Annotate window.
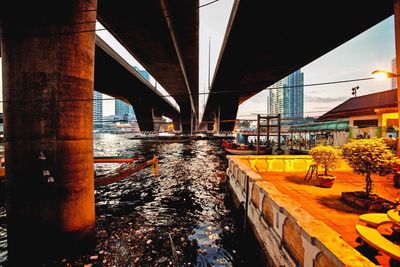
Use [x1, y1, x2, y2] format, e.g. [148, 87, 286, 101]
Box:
[353, 119, 378, 128]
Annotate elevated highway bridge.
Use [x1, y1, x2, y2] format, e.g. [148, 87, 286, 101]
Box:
[202, 0, 393, 131]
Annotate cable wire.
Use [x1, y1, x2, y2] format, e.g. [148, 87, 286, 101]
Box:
[200, 0, 222, 8]
[0, 76, 381, 104]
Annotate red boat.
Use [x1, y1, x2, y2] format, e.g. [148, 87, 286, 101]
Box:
[222, 139, 270, 155]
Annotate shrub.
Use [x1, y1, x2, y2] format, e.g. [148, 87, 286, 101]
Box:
[342, 138, 397, 197]
[309, 145, 341, 176]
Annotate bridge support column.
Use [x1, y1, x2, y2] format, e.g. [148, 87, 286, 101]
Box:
[180, 105, 193, 134]
[218, 94, 239, 132]
[1, 0, 97, 264]
[207, 122, 214, 132]
[129, 98, 154, 132]
[152, 109, 163, 133]
[173, 116, 182, 132]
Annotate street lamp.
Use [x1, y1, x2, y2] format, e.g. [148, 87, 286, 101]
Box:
[371, 69, 399, 79]
[372, 69, 400, 157]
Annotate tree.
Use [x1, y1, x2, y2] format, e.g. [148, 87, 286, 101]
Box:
[309, 145, 341, 176]
[342, 138, 397, 197]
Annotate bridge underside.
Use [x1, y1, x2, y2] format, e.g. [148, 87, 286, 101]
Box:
[94, 38, 180, 132]
[97, 0, 199, 131]
[202, 0, 393, 131]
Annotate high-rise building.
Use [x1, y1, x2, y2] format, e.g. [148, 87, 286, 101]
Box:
[284, 70, 304, 118]
[268, 78, 287, 115]
[267, 69, 304, 119]
[93, 91, 103, 122]
[115, 99, 134, 117]
[392, 58, 397, 90]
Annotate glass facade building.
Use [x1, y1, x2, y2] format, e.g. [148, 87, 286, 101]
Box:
[93, 91, 103, 122]
[268, 70, 304, 119]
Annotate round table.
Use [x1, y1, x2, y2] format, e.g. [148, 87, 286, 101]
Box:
[387, 209, 400, 226]
[387, 209, 400, 237]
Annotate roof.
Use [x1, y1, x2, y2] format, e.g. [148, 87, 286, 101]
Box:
[318, 89, 397, 122]
[290, 120, 349, 132]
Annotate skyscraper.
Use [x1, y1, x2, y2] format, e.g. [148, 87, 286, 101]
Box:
[283, 70, 304, 118]
[267, 69, 304, 118]
[268, 78, 287, 115]
[93, 91, 103, 122]
[115, 99, 134, 117]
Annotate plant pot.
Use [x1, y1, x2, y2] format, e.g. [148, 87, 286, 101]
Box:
[316, 175, 335, 188]
[341, 191, 395, 212]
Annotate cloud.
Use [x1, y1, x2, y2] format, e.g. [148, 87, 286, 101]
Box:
[305, 95, 348, 103]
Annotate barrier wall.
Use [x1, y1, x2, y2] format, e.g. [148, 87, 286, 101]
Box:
[227, 155, 376, 267]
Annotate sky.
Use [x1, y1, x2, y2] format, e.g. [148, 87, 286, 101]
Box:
[0, 0, 396, 121]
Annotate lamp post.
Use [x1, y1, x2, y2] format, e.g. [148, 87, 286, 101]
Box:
[372, 69, 400, 157]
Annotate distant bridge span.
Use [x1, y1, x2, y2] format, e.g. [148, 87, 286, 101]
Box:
[95, 37, 180, 131]
[97, 0, 199, 132]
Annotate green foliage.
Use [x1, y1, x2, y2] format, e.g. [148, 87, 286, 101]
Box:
[309, 145, 341, 176]
[342, 138, 397, 196]
[342, 138, 396, 176]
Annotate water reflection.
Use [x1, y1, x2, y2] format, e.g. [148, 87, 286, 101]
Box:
[0, 133, 262, 266]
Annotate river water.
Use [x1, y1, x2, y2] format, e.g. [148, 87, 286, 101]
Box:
[0, 133, 262, 266]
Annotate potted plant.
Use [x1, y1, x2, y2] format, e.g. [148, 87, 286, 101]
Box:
[341, 138, 397, 211]
[309, 145, 341, 188]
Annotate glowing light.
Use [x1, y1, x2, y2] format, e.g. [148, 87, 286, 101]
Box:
[371, 70, 399, 79]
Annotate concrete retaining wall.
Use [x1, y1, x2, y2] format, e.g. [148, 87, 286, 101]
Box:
[227, 155, 376, 267]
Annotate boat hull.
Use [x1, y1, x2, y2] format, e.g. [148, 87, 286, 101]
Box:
[225, 147, 267, 155]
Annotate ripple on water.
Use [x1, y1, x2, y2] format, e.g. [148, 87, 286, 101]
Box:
[0, 133, 262, 266]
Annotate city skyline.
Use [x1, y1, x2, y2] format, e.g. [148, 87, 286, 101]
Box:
[0, 0, 396, 121]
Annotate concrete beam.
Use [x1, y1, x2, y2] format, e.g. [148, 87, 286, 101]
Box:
[1, 0, 96, 263]
[127, 97, 154, 132]
[97, 0, 199, 122]
[94, 37, 180, 131]
[202, 0, 393, 124]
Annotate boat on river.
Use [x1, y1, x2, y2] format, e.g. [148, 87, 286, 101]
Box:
[94, 156, 158, 187]
[225, 147, 259, 155]
[129, 133, 197, 143]
[222, 139, 271, 155]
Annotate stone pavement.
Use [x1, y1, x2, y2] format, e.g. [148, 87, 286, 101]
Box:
[260, 171, 399, 267]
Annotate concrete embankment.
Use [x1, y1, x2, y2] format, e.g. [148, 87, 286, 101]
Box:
[226, 155, 377, 267]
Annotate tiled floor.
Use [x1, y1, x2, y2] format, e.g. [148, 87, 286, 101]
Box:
[260, 171, 399, 267]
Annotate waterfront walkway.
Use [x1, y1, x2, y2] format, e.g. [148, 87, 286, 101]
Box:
[260, 171, 399, 267]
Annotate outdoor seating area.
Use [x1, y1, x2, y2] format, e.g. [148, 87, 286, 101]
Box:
[257, 170, 399, 266]
[229, 152, 400, 266]
[356, 223, 400, 262]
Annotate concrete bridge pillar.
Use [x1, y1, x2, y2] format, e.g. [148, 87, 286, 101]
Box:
[152, 109, 163, 133]
[207, 122, 214, 132]
[217, 94, 239, 132]
[180, 105, 192, 134]
[129, 97, 154, 132]
[173, 116, 182, 132]
[1, 0, 97, 263]
[180, 104, 198, 134]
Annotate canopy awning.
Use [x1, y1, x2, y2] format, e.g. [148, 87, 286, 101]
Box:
[289, 120, 349, 132]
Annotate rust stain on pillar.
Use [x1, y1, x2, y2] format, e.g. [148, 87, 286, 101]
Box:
[1, 0, 97, 263]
